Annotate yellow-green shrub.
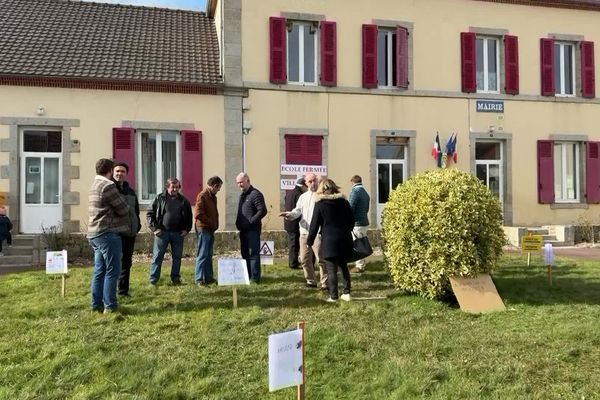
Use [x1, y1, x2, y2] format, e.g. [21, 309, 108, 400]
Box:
[382, 169, 506, 299]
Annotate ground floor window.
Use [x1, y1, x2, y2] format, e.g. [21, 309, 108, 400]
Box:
[475, 141, 503, 205]
[376, 136, 407, 204]
[554, 141, 580, 202]
[138, 130, 181, 202]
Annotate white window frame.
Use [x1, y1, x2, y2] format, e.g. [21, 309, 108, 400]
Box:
[476, 36, 500, 93]
[136, 130, 182, 204]
[287, 21, 318, 86]
[475, 141, 504, 208]
[378, 28, 396, 88]
[555, 41, 576, 97]
[554, 141, 580, 202]
[375, 142, 408, 226]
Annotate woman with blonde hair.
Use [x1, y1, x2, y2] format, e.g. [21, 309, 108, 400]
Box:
[307, 178, 355, 302]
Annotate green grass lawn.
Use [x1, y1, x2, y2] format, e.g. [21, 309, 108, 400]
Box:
[1, 254, 600, 399]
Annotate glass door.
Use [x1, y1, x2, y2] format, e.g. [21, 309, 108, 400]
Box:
[376, 137, 407, 226]
[475, 141, 503, 209]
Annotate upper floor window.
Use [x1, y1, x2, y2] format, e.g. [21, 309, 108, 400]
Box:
[476, 36, 499, 92]
[461, 32, 519, 94]
[541, 38, 595, 98]
[363, 24, 409, 89]
[377, 29, 397, 88]
[269, 17, 337, 87]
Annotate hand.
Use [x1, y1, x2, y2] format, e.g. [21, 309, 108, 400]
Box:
[181, 231, 188, 237]
[279, 212, 289, 217]
[153, 229, 162, 237]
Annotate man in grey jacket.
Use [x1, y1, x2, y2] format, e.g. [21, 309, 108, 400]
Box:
[349, 175, 370, 273]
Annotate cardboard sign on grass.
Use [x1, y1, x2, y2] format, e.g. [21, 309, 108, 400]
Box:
[217, 258, 250, 286]
[450, 274, 505, 313]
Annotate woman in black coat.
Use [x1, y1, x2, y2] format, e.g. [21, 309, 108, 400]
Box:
[307, 179, 355, 302]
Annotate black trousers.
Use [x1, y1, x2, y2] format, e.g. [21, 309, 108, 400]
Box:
[118, 235, 137, 295]
[287, 229, 300, 268]
[325, 257, 351, 300]
[0, 233, 10, 252]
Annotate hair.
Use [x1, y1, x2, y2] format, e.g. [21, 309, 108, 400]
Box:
[207, 176, 223, 186]
[351, 175, 362, 184]
[236, 172, 249, 182]
[166, 177, 181, 188]
[96, 158, 115, 175]
[317, 178, 340, 195]
[113, 161, 129, 173]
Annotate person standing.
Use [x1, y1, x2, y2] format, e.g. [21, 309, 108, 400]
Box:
[113, 162, 141, 296]
[0, 207, 13, 257]
[279, 173, 327, 290]
[307, 178, 355, 302]
[147, 178, 193, 285]
[235, 172, 267, 283]
[284, 177, 306, 269]
[87, 158, 129, 313]
[194, 176, 223, 286]
[348, 175, 371, 273]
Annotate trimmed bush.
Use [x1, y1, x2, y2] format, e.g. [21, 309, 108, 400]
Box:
[382, 168, 506, 299]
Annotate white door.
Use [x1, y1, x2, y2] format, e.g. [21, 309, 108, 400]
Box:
[20, 130, 63, 233]
[376, 137, 407, 227]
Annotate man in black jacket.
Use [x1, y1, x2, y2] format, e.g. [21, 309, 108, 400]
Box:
[147, 178, 193, 285]
[113, 162, 141, 296]
[235, 172, 267, 283]
[284, 178, 306, 269]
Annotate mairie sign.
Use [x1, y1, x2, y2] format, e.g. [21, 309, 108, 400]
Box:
[476, 100, 504, 113]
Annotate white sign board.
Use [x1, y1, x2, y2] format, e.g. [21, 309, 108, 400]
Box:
[46, 250, 68, 274]
[218, 258, 250, 286]
[268, 328, 304, 392]
[260, 240, 275, 265]
[544, 243, 554, 265]
[280, 179, 297, 190]
[280, 164, 327, 176]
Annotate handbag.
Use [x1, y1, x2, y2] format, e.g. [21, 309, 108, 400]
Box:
[348, 232, 373, 262]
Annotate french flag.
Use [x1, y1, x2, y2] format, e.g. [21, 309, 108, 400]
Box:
[432, 132, 442, 167]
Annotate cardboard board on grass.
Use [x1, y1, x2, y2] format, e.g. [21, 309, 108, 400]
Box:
[450, 274, 505, 313]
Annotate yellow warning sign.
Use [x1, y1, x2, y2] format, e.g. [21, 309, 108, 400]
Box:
[521, 235, 543, 251]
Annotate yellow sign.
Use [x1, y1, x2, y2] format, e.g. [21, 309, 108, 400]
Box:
[521, 235, 543, 251]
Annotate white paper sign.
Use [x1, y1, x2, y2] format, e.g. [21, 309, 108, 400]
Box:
[46, 250, 68, 274]
[268, 328, 304, 392]
[260, 240, 274, 265]
[280, 164, 327, 175]
[280, 179, 296, 190]
[544, 243, 554, 266]
[217, 258, 250, 286]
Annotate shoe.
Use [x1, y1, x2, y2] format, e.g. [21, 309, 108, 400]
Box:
[149, 280, 158, 286]
[196, 281, 207, 287]
[326, 297, 338, 303]
[341, 293, 352, 302]
[171, 280, 182, 286]
[353, 267, 365, 274]
[118, 292, 130, 297]
[205, 278, 217, 285]
[91, 307, 103, 314]
[305, 282, 317, 288]
[103, 308, 116, 314]
[7, 245, 12, 248]
[320, 286, 328, 291]
[0, 253, 3, 257]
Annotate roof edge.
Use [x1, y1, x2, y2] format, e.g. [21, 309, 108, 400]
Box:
[0, 75, 223, 95]
[472, 0, 600, 11]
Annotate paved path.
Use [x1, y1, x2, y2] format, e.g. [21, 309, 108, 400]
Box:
[506, 245, 600, 261]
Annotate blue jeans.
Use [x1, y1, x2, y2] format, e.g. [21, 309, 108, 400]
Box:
[89, 232, 122, 311]
[150, 231, 184, 283]
[195, 230, 214, 282]
[240, 229, 261, 282]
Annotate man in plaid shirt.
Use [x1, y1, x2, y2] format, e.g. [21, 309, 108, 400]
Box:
[87, 158, 129, 313]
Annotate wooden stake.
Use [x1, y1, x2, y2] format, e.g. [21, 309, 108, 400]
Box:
[547, 265, 552, 286]
[61, 274, 66, 298]
[527, 252, 531, 266]
[232, 286, 238, 308]
[297, 321, 305, 400]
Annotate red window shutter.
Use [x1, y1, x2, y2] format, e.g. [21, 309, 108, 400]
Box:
[540, 38, 555, 96]
[181, 130, 203, 198]
[269, 16, 287, 84]
[581, 41, 595, 98]
[285, 135, 323, 165]
[586, 142, 600, 203]
[504, 35, 519, 95]
[537, 140, 554, 204]
[460, 32, 476, 93]
[320, 21, 337, 87]
[396, 26, 409, 88]
[112, 127, 136, 189]
[362, 24, 378, 88]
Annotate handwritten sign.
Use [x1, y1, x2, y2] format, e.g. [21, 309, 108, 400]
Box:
[260, 240, 274, 265]
[450, 274, 505, 313]
[46, 250, 68, 274]
[544, 243, 554, 265]
[217, 258, 250, 286]
[521, 235, 543, 251]
[280, 164, 327, 176]
[268, 328, 304, 392]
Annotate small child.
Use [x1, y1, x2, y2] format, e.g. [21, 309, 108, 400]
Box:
[0, 207, 13, 256]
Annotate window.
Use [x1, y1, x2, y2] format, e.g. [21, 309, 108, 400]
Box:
[269, 17, 337, 86]
[363, 24, 409, 89]
[137, 130, 181, 202]
[476, 37, 499, 92]
[475, 141, 503, 203]
[377, 29, 397, 87]
[554, 42, 575, 96]
[376, 137, 407, 204]
[287, 21, 317, 85]
[553, 142, 579, 202]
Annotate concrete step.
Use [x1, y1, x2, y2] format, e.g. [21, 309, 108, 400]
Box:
[0, 255, 33, 265]
[1, 246, 34, 256]
[10, 236, 35, 246]
[527, 228, 550, 236]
